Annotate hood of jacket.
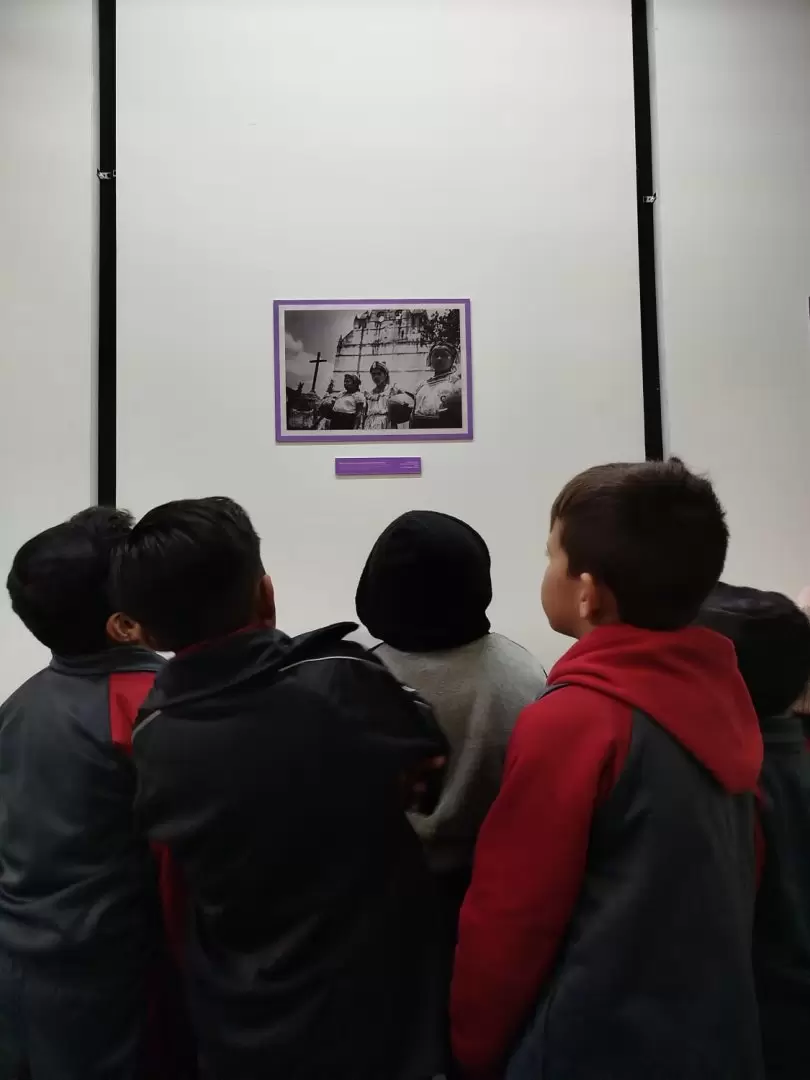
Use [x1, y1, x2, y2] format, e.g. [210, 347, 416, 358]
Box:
[548, 623, 763, 792]
[141, 622, 359, 715]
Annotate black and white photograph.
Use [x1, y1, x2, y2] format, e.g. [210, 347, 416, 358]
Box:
[274, 300, 473, 443]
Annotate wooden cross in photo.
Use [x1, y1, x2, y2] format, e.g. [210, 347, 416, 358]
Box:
[309, 351, 323, 393]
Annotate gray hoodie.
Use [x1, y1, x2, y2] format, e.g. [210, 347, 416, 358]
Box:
[375, 633, 546, 871]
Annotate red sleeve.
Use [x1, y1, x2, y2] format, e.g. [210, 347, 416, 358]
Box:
[153, 843, 189, 963]
[450, 687, 631, 1080]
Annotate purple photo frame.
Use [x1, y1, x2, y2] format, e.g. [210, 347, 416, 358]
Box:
[273, 299, 473, 444]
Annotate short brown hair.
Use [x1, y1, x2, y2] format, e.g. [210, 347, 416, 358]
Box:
[551, 458, 728, 630]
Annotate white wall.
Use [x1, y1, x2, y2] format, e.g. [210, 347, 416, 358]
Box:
[2, 0, 806, 689]
[116, 0, 644, 666]
[0, 0, 96, 699]
[653, 0, 810, 598]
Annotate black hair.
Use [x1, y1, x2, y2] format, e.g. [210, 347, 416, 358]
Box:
[7, 507, 134, 656]
[110, 497, 263, 652]
[550, 457, 728, 630]
[428, 343, 457, 367]
[698, 583, 810, 717]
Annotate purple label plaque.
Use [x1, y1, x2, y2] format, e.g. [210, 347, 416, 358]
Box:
[335, 456, 422, 478]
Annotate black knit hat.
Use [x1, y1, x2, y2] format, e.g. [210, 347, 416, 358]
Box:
[356, 510, 492, 653]
[698, 582, 810, 717]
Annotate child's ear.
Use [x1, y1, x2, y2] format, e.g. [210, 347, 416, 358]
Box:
[258, 575, 276, 628]
[579, 574, 619, 627]
[578, 573, 600, 624]
[106, 612, 149, 647]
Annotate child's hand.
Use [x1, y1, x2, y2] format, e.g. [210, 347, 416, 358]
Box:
[400, 755, 447, 814]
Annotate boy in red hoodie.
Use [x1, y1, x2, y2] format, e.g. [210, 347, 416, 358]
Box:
[451, 459, 765, 1080]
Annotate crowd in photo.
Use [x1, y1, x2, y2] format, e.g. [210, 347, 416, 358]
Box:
[287, 343, 464, 432]
[1, 458, 809, 1080]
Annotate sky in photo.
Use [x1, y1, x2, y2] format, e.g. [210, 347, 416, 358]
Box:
[283, 309, 357, 394]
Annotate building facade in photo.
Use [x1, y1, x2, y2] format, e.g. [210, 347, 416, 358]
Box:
[333, 309, 433, 395]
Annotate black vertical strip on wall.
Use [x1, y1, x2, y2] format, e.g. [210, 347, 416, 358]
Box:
[97, 0, 117, 505]
[631, 0, 665, 461]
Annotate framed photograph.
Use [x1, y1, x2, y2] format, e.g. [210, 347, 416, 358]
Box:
[274, 299, 473, 443]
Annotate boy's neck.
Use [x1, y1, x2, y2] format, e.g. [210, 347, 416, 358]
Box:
[176, 619, 272, 658]
[571, 615, 620, 641]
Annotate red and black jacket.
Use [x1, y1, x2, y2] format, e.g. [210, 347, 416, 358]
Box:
[0, 646, 163, 960]
[452, 624, 765, 1080]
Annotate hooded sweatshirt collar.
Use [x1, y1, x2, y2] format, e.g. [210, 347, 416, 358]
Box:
[146, 622, 358, 712]
[548, 623, 763, 792]
[50, 645, 162, 678]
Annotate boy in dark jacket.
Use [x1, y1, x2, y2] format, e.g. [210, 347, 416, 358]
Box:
[111, 496, 449, 1080]
[451, 460, 764, 1080]
[699, 583, 810, 1080]
[0, 508, 165, 1079]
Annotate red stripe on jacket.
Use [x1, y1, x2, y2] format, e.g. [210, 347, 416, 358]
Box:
[109, 671, 156, 751]
[109, 671, 195, 1079]
[109, 671, 188, 957]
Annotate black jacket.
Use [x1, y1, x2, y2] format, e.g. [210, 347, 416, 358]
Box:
[0, 647, 163, 962]
[132, 623, 450, 1080]
[755, 714, 810, 1080]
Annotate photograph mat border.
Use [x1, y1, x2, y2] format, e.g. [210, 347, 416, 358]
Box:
[273, 299, 473, 444]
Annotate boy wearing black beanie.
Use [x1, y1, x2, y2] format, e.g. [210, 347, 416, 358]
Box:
[356, 511, 546, 929]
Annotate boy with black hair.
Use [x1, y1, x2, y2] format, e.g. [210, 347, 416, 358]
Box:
[0, 508, 165, 1079]
[451, 459, 765, 1080]
[699, 583, 810, 1080]
[111, 496, 449, 1080]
